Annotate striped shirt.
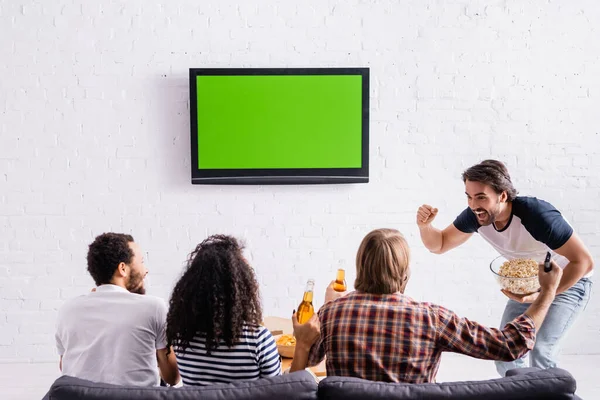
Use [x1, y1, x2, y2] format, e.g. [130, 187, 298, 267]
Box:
[307, 291, 536, 383]
[175, 325, 282, 386]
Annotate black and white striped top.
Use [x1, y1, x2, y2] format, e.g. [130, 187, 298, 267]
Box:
[175, 325, 282, 386]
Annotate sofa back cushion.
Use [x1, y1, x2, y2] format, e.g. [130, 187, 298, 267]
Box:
[317, 368, 577, 400]
[47, 371, 318, 400]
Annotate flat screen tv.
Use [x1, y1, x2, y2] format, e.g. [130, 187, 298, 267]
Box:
[189, 67, 369, 184]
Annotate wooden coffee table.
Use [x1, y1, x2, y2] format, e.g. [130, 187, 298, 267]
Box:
[281, 358, 327, 377]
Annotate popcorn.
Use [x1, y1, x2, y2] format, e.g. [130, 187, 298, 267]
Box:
[494, 258, 540, 295]
[499, 258, 538, 278]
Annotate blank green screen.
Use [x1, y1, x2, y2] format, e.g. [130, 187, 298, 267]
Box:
[196, 75, 362, 169]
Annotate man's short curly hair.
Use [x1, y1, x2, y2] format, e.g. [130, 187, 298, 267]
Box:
[87, 233, 135, 286]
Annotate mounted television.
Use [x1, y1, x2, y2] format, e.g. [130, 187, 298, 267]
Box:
[189, 68, 369, 184]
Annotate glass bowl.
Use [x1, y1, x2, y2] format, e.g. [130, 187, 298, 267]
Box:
[490, 256, 540, 295]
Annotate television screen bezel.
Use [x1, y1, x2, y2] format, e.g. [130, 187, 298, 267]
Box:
[189, 67, 369, 185]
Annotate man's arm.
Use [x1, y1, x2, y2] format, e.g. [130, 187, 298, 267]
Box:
[154, 299, 179, 386]
[436, 308, 536, 361]
[437, 265, 562, 360]
[417, 205, 473, 254]
[514, 198, 593, 296]
[553, 233, 594, 294]
[256, 328, 282, 377]
[55, 321, 65, 372]
[156, 348, 180, 386]
[289, 313, 321, 373]
[419, 223, 473, 254]
[503, 230, 594, 303]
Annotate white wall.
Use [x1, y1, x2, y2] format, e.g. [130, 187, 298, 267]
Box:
[1, 0, 598, 363]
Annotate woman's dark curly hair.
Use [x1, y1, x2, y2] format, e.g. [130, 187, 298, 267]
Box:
[166, 234, 263, 355]
[87, 233, 135, 286]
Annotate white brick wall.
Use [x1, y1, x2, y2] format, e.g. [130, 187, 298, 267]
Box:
[1, 0, 598, 362]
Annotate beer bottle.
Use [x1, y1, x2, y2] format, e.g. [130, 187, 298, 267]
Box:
[297, 279, 315, 324]
[333, 269, 347, 292]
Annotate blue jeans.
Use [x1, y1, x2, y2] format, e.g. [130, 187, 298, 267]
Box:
[495, 277, 593, 377]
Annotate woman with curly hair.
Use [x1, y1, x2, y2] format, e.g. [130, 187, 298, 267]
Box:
[166, 234, 282, 385]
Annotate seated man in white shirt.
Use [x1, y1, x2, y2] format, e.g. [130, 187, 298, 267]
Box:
[55, 232, 180, 386]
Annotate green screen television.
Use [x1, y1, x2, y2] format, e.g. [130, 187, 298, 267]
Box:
[189, 68, 369, 184]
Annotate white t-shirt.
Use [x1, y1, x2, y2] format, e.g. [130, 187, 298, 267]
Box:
[55, 284, 168, 387]
[453, 196, 593, 278]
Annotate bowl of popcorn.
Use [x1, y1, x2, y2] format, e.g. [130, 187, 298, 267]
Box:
[490, 256, 541, 295]
[274, 334, 296, 358]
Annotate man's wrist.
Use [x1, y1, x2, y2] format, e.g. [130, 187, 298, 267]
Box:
[295, 341, 313, 352]
[536, 288, 556, 304]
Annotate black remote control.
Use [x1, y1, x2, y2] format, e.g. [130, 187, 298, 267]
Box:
[544, 252, 552, 272]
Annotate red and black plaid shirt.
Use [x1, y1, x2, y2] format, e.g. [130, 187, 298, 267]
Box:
[307, 291, 536, 383]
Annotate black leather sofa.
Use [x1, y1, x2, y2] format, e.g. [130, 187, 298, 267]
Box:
[43, 367, 581, 400]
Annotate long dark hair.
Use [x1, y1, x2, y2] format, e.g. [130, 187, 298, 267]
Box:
[166, 235, 262, 355]
[462, 159, 518, 201]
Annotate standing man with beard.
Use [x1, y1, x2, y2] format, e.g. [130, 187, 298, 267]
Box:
[416, 159, 594, 376]
[55, 233, 180, 386]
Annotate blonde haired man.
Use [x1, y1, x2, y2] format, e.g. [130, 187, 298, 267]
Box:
[305, 228, 562, 383]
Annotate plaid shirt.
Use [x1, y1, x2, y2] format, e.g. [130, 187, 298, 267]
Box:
[307, 291, 536, 383]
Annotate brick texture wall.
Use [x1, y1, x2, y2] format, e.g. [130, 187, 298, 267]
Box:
[1, 0, 598, 362]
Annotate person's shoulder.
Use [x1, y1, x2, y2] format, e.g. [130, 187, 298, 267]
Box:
[244, 324, 275, 344]
[453, 207, 479, 233]
[120, 292, 163, 304]
[412, 299, 452, 319]
[400, 294, 433, 309]
[373, 295, 448, 324]
[126, 294, 168, 315]
[419, 300, 445, 310]
[512, 196, 559, 216]
[60, 293, 87, 306]
[512, 196, 572, 248]
[57, 294, 88, 316]
[317, 293, 349, 318]
[247, 324, 270, 336]
[137, 293, 166, 304]
[325, 290, 360, 307]
[325, 291, 399, 311]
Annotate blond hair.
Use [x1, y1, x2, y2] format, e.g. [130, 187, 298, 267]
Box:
[355, 229, 411, 294]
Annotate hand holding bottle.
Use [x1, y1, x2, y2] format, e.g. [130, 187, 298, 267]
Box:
[325, 269, 348, 303]
[297, 279, 315, 324]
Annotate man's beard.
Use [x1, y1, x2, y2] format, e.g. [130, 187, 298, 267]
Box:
[473, 207, 499, 226]
[126, 271, 146, 295]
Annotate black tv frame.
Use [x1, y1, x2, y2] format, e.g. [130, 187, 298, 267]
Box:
[189, 67, 369, 185]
